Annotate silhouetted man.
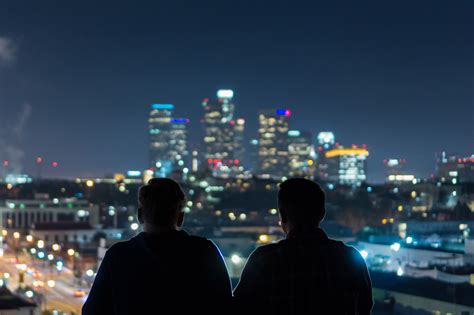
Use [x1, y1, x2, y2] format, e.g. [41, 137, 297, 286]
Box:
[234, 178, 373, 315]
[83, 178, 232, 315]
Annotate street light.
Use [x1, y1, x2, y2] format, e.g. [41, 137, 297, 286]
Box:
[67, 248, 75, 256]
[37, 240, 44, 249]
[52, 244, 60, 251]
[13, 232, 20, 239]
[26, 235, 33, 243]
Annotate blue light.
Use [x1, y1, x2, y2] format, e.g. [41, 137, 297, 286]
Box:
[276, 109, 286, 115]
[367, 186, 372, 193]
[170, 118, 190, 123]
[151, 104, 174, 110]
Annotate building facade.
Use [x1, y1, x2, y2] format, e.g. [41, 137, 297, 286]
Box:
[257, 109, 291, 179]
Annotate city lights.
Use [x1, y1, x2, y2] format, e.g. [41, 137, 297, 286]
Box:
[231, 254, 242, 265]
[67, 248, 75, 256]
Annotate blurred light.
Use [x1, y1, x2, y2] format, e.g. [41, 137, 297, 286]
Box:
[325, 148, 369, 158]
[126, 170, 141, 177]
[360, 250, 368, 260]
[411, 191, 417, 198]
[397, 267, 404, 276]
[67, 249, 75, 256]
[6, 183, 13, 190]
[390, 243, 401, 252]
[37, 240, 44, 249]
[47, 280, 56, 288]
[217, 89, 234, 99]
[152, 104, 174, 110]
[30, 248, 37, 254]
[258, 234, 270, 243]
[231, 254, 242, 264]
[52, 244, 60, 251]
[269, 208, 278, 215]
[13, 232, 20, 239]
[47, 254, 54, 261]
[239, 213, 247, 220]
[86, 269, 94, 277]
[85, 180, 94, 188]
[406, 236, 413, 244]
[3, 273, 10, 279]
[26, 235, 33, 242]
[51, 161, 59, 168]
[25, 290, 34, 298]
[37, 251, 45, 259]
[0, 279, 3, 286]
[36, 157, 43, 164]
[1, 230, 7, 237]
[131, 223, 139, 231]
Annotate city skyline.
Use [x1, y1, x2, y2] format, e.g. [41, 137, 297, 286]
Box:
[0, 1, 473, 181]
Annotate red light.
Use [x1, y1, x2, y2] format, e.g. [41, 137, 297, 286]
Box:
[36, 157, 44, 164]
[203, 98, 209, 103]
[52, 161, 59, 168]
[207, 159, 213, 164]
[213, 159, 219, 164]
[234, 159, 239, 164]
[2, 160, 8, 167]
[230, 120, 235, 126]
[284, 109, 292, 117]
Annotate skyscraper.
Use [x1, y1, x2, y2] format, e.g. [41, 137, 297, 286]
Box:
[257, 109, 291, 179]
[148, 104, 188, 176]
[202, 90, 243, 172]
[324, 145, 369, 186]
[288, 130, 313, 177]
[315, 131, 336, 180]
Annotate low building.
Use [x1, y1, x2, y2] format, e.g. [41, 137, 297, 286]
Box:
[0, 286, 39, 315]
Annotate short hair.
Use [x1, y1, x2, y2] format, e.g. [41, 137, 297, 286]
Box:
[138, 178, 186, 226]
[278, 178, 326, 227]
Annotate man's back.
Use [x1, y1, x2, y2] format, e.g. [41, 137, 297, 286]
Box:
[234, 228, 372, 315]
[83, 230, 232, 315]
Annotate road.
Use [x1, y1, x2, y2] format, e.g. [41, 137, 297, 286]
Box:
[0, 249, 87, 314]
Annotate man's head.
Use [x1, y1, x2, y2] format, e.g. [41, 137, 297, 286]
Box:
[278, 178, 326, 234]
[137, 178, 186, 230]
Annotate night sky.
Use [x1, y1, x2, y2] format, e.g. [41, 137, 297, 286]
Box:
[0, 0, 472, 182]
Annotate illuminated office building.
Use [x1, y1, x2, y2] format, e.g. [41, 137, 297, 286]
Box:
[202, 90, 243, 172]
[323, 145, 369, 186]
[288, 130, 313, 177]
[384, 158, 415, 183]
[257, 109, 291, 178]
[148, 104, 188, 176]
[315, 131, 336, 180]
[436, 152, 474, 183]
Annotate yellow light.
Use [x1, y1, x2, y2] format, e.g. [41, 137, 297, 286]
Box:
[85, 180, 94, 188]
[52, 244, 60, 251]
[258, 234, 270, 243]
[47, 280, 56, 288]
[307, 160, 314, 166]
[381, 218, 388, 225]
[2, 230, 7, 237]
[389, 218, 394, 223]
[13, 232, 20, 239]
[26, 235, 33, 242]
[67, 249, 75, 256]
[37, 240, 44, 249]
[6, 183, 13, 190]
[411, 191, 417, 198]
[397, 205, 403, 212]
[325, 148, 369, 158]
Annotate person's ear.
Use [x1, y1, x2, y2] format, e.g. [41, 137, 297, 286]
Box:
[177, 211, 184, 227]
[137, 207, 145, 224]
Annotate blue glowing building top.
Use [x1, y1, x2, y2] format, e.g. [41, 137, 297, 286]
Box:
[152, 104, 174, 110]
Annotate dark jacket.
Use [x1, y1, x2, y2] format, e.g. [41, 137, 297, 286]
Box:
[233, 228, 373, 315]
[82, 230, 232, 315]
